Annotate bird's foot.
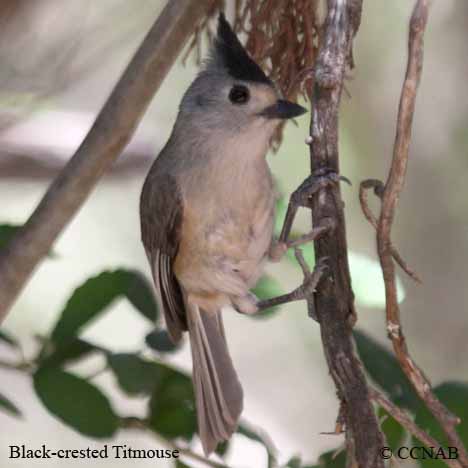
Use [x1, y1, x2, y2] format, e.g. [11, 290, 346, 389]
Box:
[290, 168, 351, 209]
[271, 218, 335, 263]
[248, 257, 329, 315]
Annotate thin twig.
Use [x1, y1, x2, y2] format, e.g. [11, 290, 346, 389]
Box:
[0, 0, 218, 323]
[0, 359, 32, 372]
[370, 1, 468, 465]
[120, 416, 230, 468]
[369, 388, 462, 468]
[359, 180, 421, 283]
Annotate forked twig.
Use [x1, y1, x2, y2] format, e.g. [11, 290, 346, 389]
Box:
[120, 416, 229, 468]
[362, 1, 468, 465]
[359, 179, 421, 283]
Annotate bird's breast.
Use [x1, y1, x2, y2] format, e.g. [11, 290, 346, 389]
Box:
[176, 153, 276, 291]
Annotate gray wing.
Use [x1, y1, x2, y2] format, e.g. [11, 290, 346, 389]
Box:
[140, 172, 187, 342]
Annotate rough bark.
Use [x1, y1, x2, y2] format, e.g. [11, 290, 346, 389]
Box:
[308, 1, 385, 466]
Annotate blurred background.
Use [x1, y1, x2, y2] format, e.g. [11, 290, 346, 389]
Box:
[0, 0, 467, 467]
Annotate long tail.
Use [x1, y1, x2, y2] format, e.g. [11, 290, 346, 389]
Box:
[187, 303, 243, 455]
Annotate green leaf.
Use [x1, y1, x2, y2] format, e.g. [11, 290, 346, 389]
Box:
[354, 330, 422, 412]
[124, 272, 159, 322]
[0, 329, 19, 349]
[51, 269, 158, 344]
[378, 407, 406, 451]
[148, 364, 196, 441]
[33, 368, 118, 438]
[251, 275, 284, 319]
[146, 329, 179, 353]
[39, 338, 101, 368]
[108, 353, 161, 395]
[413, 381, 468, 465]
[0, 392, 22, 417]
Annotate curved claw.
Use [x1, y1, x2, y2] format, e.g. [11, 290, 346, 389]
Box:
[315, 168, 352, 186]
[290, 170, 352, 208]
[338, 175, 352, 186]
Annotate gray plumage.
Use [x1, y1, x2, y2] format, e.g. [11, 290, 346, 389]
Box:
[140, 13, 306, 455]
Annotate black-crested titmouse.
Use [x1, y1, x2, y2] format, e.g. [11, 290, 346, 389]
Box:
[140, 13, 307, 454]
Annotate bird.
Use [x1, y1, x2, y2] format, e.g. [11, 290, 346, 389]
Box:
[140, 13, 307, 455]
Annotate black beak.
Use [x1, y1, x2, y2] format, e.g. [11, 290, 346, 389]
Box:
[259, 99, 307, 120]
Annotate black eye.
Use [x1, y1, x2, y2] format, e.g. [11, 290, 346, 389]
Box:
[229, 85, 249, 104]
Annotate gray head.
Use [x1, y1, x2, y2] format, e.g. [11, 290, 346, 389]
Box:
[177, 13, 307, 136]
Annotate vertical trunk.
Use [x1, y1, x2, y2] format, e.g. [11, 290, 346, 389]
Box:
[308, 1, 385, 466]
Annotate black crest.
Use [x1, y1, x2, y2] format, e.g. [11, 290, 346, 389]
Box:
[212, 13, 272, 85]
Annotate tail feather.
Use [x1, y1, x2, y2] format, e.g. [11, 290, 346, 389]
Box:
[187, 303, 243, 455]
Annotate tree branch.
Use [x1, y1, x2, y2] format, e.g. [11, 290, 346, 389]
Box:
[0, 0, 218, 323]
[362, 1, 468, 465]
[304, 1, 385, 466]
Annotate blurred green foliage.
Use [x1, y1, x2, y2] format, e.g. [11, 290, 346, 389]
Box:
[146, 328, 180, 353]
[0, 231, 466, 467]
[355, 330, 468, 467]
[413, 382, 468, 468]
[0, 263, 293, 467]
[34, 367, 119, 438]
[51, 269, 158, 345]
